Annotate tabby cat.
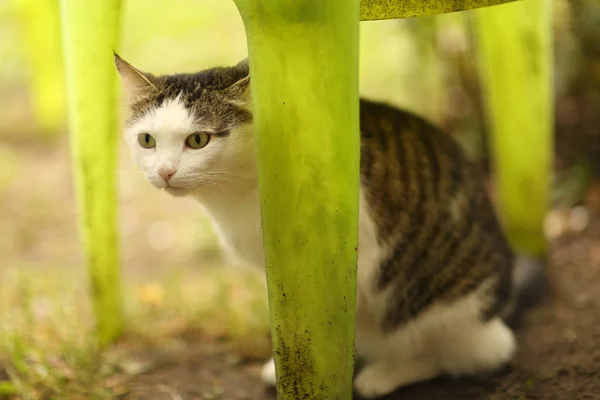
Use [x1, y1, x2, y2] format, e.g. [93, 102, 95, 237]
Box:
[115, 54, 542, 398]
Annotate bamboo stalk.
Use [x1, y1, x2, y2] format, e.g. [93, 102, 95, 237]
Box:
[59, 0, 123, 345]
[474, 0, 553, 256]
[232, 1, 360, 398]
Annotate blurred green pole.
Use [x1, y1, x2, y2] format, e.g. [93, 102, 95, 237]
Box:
[474, 0, 553, 256]
[407, 16, 444, 123]
[59, 0, 123, 345]
[233, 1, 360, 398]
[14, 0, 65, 136]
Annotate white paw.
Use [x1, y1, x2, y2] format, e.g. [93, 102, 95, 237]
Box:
[353, 363, 397, 399]
[260, 358, 276, 386]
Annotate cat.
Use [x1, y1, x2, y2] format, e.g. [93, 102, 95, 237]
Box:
[114, 54, 545, 398]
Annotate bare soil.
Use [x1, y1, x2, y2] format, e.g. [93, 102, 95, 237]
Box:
[118, 213, 600, 400]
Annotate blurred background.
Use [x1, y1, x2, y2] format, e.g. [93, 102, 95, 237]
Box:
[0, 0, 600, 398]
[0, 0, 598, 284]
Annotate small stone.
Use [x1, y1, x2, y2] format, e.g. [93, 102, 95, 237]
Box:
[568, 206, 590, 233]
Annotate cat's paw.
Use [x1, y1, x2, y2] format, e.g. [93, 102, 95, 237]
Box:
[354, 357, 440, 398]
[353, 363, 398, 399]
[260, 358, 276, 386]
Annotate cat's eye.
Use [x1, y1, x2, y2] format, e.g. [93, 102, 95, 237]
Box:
[186, 133, 210, 149]
[138, 133, 156, 149]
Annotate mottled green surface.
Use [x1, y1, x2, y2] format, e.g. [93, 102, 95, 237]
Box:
[474, 0, 553, 255]
[59, 0, 123, 345]
[233, 1, 360, 398]
[360, 0, 519, 20]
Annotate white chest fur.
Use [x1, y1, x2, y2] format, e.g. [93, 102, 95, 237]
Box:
[195, 187, 384, 309]
[195, 187, 265, 268]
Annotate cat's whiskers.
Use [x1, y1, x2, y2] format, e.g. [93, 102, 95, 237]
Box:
[187, 169, 255, 185]
[174, 173, 232, 189]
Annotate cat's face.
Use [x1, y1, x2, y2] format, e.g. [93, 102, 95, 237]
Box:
[115, 54, 255, 197]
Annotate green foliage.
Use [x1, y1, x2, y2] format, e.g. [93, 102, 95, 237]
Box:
[59, 0, 123, 345]
[360, 0, 519, 20]
[474, 0, 553, 255]
[0, 271, 107, 399]
[233, 0, 360, 398]
[0, 381, 18, 396]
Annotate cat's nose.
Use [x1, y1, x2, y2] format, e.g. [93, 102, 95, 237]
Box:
[158, 167, 177, 182]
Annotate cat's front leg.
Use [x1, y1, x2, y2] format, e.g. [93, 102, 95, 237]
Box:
[260, 357, 276, 386]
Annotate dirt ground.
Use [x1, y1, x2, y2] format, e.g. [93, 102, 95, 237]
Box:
[114, 212, 600, 400]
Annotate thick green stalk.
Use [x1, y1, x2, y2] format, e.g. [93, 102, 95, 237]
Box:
[360, 0, 519, 20]
[474, 0, 553, 255]
[233, 1, 360, 398]
[59, 0, 123, 345]
[15, 0, 65, 136]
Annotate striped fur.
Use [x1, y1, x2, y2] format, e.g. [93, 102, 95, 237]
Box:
[359, 100, 513, 331]
[116, 56, 522, 398]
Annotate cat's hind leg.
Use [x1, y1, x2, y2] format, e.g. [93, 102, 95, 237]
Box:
[437, 316, 515, 377]
[260, 357, 276, 386]
[354, 291, 516, 398]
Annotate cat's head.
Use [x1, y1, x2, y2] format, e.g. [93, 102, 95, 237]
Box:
[115, 53, 255, 198]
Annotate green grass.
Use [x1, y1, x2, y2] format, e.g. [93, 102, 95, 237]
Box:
[0, 266, 270, 400]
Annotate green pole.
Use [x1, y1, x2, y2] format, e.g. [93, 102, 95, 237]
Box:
[474, 0, 553, 256]
[360, 0, 519, 20]
[15, 0, 65, 136]
[59, 0, 123, 345]
[233, 1, 360, 398]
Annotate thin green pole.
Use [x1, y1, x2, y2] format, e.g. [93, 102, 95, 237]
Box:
[15, 0, 65, 136]
[59, 0, 123, 345]
[474, 0, 553, 256]
[233, 1, 360, 399]
[360, 0, 519, 21]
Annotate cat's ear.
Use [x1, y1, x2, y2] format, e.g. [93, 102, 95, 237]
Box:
[114, 52, 158, 103]
[223, 59, 251, 107]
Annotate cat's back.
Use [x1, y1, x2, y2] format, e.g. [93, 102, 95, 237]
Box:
[357, 98, 514, 330]
[358, 98, 480, 236]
